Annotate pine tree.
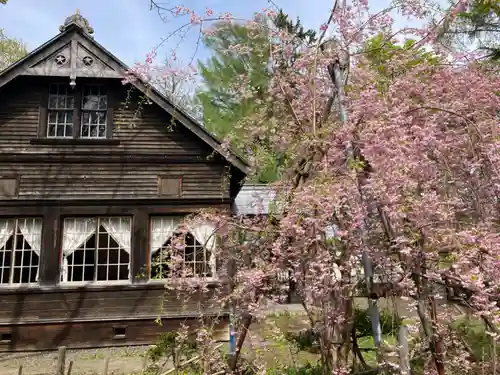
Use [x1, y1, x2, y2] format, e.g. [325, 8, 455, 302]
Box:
[196, 11, 316, 183]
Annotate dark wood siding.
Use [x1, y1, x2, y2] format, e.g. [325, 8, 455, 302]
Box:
[0, 76, 231, 199]
[0, 285, 223, 324]
[0, 285, 228, 351]
[0, 162, 227, 200]
[0, 77, 214, 157]
[0, 317, 229, 351]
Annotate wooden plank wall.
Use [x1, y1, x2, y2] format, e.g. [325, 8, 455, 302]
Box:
[0, 284, 223, 324]
[0, 76, 231, 200]
[0, 77, 213, 157]
[0, 163, 227, 200]
[0, 317, 229, 351]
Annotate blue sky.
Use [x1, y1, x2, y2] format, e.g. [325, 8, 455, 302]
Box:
[0, 0, 420, 68]
[1, 0, 334, 66]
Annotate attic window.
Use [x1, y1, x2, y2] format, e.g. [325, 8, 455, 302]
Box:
[81, 86, 107, 138]
[47, 84, 74, 138]
[39, 84, 117, 144]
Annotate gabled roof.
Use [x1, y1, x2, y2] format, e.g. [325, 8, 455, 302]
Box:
[0, 14, 249, 176]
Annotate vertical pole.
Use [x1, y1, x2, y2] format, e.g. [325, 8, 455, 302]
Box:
[66, 360, 74, 375]
[332, 58, 382, 350]
[229, 312, 236, 356]
[227, 257, 237, 359]
[362, 252, 382, 348]
[398, 325, 410, 375]
[56, 346, 67, 375]
[102, 357, 110, 375]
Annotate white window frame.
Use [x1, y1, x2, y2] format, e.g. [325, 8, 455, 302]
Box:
[80, 85, 107, 139]
[149, 216, 217, 282]
[0, 217, 42, 286]
[60, 216, 132, 285]
[47, 83, 75, 139]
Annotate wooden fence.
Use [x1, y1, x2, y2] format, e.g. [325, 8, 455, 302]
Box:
[13, 345, 225, 375]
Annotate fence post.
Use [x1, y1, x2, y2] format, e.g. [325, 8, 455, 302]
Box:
[66, 360, 74, 375]
[56, 346, 67, 375]
[17, 365, 22, 375]
[103, 357, 110, 375]
[399, 325, 410, 375]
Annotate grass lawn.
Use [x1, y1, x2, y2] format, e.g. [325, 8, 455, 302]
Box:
[240, 310, 399, 370]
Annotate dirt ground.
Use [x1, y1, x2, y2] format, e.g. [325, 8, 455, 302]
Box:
[0, 346, 149, 375]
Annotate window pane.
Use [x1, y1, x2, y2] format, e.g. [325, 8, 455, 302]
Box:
[49, 95, 58, 108]
[185, 246, 194, 261]
[98, 96, 107, 109]
[83, 265, 94, 281]
[62, 217, 131, 283]
[90, 112, 98, 124]
[66, 96, 75, 109]
[56, 124, 65, 137]
[81, 111, 106, 138]
[0, 250, 11, 283]
[0, 218, 41, 285]
[83, 96, 99, 110]
[57, 111, 66, 123]
[97, 248, 108, 264]
[48, 84, 74, 110]
[48, 111, 57, 124]
[47, 124, 56, 137]
[14, 250, 22, 266]
[57, 96, 66, 109]
[82, 112, 90, 125]
[119, 265, 128, 280]
[148, 217, 215, 279]
[107, 265, 118, 281]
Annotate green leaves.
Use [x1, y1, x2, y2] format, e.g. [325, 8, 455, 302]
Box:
[0, 28, 27, 71]
[196, 12, 315, 183]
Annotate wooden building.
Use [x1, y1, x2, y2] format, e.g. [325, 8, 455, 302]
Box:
[0, 12, 248, 351]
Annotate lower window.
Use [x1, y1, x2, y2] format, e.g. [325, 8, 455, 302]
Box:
[61, 217, 131, 283]
[0, 218, 42, 285]
[150, 216, 217, 279]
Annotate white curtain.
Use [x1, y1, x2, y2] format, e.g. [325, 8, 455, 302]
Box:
[0, 219, 14, 250]
[187, 221, 217, 277]
[101, 217, 132, 278]
[18, 218, 43, 281]
[150, 216, 181, 254]
[61, 218, 96, 282]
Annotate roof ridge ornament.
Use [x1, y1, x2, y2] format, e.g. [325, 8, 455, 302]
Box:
[59, 10, 94, 37]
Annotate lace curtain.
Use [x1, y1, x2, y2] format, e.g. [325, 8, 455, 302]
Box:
[0, 219, 14, 250]
[18, 218, 42, 281]
[101, 217, 132, 278]
[150, 216, 181, 255]
[61, 218, 96, 282]
[187, 221, 217, 277]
